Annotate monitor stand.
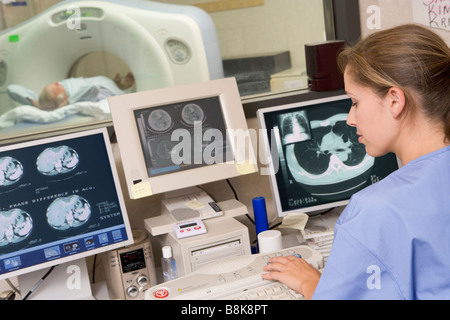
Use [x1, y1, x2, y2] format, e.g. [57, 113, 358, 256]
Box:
[18, 258, 94, 300]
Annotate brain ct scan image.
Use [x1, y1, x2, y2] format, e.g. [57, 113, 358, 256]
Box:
[134, 96, 228, 177]
[0, 209, 33, 246]
[36, 146, 79, 176]
[148, 110, 173, 132]
[181, 103, 205, 126]
[46, 195, 91, 230]
[0, 157, 23, 186]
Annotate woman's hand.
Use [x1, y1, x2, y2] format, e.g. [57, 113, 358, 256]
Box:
[262, 255, 321, 300]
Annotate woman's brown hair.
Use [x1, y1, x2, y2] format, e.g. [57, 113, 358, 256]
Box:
[338, 24, 450, 142]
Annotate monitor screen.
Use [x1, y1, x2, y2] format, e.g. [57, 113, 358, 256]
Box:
[134, 96, 231, 178]
[109, 78, 257, 199]
[0, 128, 133, 280]
[257, 95, 401, 216]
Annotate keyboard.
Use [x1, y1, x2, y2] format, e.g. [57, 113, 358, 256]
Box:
[223, 282, 305, 300]
[145, 245, 323, 300]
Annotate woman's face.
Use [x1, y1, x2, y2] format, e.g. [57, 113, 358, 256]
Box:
[344, 69, 399, 158]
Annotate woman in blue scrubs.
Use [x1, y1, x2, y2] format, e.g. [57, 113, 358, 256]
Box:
[262, 24, 450, 300]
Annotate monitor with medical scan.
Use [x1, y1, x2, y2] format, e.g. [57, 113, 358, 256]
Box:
[257, 95, 401, 217]
[109, 77, 257, 199]
[0, 128, 133, 281]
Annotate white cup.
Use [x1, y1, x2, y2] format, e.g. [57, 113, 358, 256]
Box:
[258, 230, 283, 253]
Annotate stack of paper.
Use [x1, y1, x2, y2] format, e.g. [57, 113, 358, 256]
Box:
[300, 211, 341, 263]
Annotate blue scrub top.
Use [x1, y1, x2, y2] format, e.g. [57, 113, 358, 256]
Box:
[313, 146, 450, 300]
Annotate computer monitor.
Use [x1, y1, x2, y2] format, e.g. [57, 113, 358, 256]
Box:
[0, 128, 133, 281]
[108, 77, 257, 199]
[257, 95, 401, 216]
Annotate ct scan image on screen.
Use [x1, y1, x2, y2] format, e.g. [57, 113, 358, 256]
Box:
[264, 98, 399, 213]
[134, 96, 232, 178]
[0, 131, 130, 278]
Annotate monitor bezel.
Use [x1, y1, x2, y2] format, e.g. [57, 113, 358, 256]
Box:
[0, 128, 134, 281]
[257, 94, 402, 217]
[109, 77, 257, 198]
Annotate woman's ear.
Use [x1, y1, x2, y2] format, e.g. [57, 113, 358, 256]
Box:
[387, 87, 406, 119]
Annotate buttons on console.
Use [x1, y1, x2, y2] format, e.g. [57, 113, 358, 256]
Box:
[137, 275, 149, 287]
[125, 273, 151, 299]
[127, 286, 139, 298]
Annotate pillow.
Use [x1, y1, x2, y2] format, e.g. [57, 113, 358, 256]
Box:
[7, 84, 39, 106]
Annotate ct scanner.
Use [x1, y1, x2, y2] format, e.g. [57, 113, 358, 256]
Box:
[0, 0, 224, 141]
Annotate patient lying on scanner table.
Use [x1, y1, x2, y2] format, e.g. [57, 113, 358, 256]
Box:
[0, 73, 134, 130]
[8, 72, 135, 111]
[35, 72, 135, 111]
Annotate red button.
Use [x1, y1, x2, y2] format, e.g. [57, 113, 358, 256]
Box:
[153, 288, 169, 299]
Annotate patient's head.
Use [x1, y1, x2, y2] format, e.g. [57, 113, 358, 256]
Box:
[39, 82, 69, 111]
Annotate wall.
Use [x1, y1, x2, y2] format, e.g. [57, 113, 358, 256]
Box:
[359, 0, 450, 44]
[164, 0, 326, 70]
